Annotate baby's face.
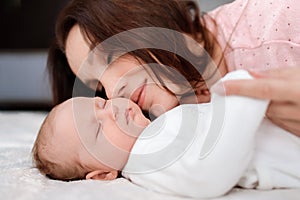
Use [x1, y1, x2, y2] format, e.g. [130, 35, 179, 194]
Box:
[51, 97, 150, 174]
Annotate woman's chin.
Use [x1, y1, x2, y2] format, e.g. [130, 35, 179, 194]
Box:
[149, 104, 169, 117]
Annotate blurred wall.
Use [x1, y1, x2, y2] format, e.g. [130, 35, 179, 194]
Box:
[0, 51, 52, 109]
[198, 0, 234, 12]
[0, 0, 68, 109]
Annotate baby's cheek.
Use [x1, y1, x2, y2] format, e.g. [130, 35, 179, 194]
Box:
[101, 125, 131, 151]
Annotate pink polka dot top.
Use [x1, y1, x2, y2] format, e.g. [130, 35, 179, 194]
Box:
[205, 0, 300, 72]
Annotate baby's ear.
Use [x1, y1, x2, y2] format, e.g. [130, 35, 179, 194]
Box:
[86, 170, 118, 180]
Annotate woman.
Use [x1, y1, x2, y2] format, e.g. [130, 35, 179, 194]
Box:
[48, 0, 226, 117]
[48, 0, 300, 133]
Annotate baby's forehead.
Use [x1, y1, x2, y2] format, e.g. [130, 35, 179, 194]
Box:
[56, 98, 74, 114]
[53, 98, 84, 124]
[52, 97, 97, 137]
[51, 100, 77, 137]
[48, 100, 80, 154]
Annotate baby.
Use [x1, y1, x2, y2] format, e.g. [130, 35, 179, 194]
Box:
[32, 96, 150, 181]
[32, 70, 300, 198]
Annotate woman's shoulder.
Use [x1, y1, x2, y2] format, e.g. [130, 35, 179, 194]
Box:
[204, 0, 249, 54]
[206, 0, 300, 51]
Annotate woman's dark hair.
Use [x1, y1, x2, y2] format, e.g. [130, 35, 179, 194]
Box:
[48, 0, 216, 105]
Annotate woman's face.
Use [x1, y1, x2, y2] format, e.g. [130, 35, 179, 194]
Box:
[66, 25, 179, 117]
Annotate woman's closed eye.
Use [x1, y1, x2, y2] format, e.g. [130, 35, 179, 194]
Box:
[117, 85, 126, 97]
[107, 52, 113, 64]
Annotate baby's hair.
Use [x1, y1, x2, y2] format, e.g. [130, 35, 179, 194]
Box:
[31, 106, 87, 181]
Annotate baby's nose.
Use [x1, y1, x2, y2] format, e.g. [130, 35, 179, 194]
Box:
[95, 97, 106, 109]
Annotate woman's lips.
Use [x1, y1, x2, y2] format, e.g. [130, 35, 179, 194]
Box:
[131, 82, 146, 109]
[137, 84, 145, 108]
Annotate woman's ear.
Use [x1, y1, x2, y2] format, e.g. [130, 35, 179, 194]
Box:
[86, 169, 118, 180]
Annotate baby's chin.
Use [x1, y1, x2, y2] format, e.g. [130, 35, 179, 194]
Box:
[119, 120, 148, 142]
[135, 113, 151, 129]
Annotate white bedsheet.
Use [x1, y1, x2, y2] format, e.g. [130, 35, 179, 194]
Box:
[0, 111, 299, 200]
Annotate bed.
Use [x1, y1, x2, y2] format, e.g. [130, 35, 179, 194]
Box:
[1, 111, 299, 200]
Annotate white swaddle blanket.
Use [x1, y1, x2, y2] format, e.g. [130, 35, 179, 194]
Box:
[122, 70, 300, 198]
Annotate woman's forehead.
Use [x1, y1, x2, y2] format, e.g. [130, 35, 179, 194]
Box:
[66, 25, 91, 74]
